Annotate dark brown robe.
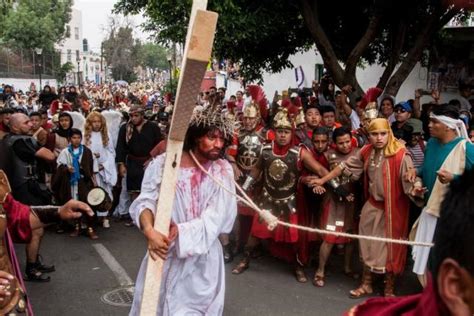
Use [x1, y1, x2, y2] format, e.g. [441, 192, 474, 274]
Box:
[52, 146, 94, 205]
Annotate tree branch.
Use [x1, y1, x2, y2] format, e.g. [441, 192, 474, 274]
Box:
[299, 0, 345, 87]
[377, 21, 406, 89]
[344, 15, 381, 82]
[384, 7, 460, 96]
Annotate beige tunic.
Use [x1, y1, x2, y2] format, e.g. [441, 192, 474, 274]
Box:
[345, 149, 414, 273]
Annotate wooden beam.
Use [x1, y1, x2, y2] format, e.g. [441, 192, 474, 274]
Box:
[138, 1, 218, 315]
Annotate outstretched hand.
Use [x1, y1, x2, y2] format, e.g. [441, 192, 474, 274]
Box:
[59, 200, 94, 220]
[411, 186, 427, 198]
[404, 168, 417, 183]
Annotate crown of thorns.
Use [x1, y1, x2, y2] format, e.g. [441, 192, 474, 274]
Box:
[189, 106, 235, 138]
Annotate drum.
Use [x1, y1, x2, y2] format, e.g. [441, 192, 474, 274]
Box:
[87, 187, 112, 212]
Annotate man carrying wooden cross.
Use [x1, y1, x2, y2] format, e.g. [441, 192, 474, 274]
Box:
[128, 106, 237, 315]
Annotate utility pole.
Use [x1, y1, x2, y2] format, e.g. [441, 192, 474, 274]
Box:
[100, 42, 104, 84]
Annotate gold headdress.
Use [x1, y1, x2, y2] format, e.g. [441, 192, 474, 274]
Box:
[273, 107, 292, 130]
[361, 87, 383, 120]
[295, 108, 305, 126]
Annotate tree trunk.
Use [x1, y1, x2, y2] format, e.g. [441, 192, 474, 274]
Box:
[384, 8, 460, 96]
[376, 22, 406, 89]
[299, 0, 345, 87]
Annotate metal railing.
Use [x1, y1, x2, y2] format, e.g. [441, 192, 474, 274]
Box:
[0, 47, 57, 79]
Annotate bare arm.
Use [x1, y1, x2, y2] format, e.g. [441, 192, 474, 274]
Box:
[35, 147, 55, 161]
[413, 89, 422, 119]
[301, 148, 328, 177]
[340, 86, 354, 116]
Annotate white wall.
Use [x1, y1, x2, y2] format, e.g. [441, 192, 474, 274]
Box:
[219, 46, 434, 103]
[0, 78, 58, 92]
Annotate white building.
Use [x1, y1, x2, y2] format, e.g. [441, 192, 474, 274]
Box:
[56, 8, 84, 85]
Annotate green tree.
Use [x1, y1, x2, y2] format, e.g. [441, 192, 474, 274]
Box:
[114, 0, 468, 96]
[102, 23, 139, 82]
[138, 43, 169, 71]
[0, 0, 72, 51]
[54, 61, 74, 84]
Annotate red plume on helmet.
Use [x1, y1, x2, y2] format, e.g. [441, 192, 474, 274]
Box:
[359, 87, 383, 109]
[226, 100, 236, 114]
[247, 85, 268, 120]
[281, 98, 291, 109]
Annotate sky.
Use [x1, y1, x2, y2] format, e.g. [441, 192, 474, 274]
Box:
[73, 0, 150, 53]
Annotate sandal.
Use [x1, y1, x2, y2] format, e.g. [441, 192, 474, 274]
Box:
[312, 274, 325, 287]
[232, 259, 249, 274]
[349, 285, 373, 299]
[295, 267, 308, 283]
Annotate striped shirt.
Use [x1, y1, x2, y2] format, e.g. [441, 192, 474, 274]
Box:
[408, 142, 425, 169]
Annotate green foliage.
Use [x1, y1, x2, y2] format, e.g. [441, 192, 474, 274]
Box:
[114, 0, 311, 83]
[102, 26, 138, 82]
[0, 0, 72, 50]
[55, 61, 75, 84]
[163, 76, 178, 96]
[137, 43, 170, 71]
[114, 0, 465, 94]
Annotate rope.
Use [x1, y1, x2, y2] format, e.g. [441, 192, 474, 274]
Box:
[189, 151, 433, 248]
[30, 205, 61, 210]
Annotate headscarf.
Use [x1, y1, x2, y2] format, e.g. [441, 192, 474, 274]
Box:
[429, 113, 470, 141]
[54, 112, 74, 138]
[368, 118, 404, 157]
[126, 105, 146, 144]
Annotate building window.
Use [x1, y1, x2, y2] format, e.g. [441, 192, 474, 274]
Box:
[76, 50, 80, 61]
[74, 27, 79, 40]
[67, 49, 72, 62]
[66, 25, 71, 38]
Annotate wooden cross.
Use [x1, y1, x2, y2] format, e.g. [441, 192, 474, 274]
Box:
[139, 1, 218, 315]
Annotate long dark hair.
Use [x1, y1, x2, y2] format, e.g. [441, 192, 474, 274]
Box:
[183, 124, 231, 156]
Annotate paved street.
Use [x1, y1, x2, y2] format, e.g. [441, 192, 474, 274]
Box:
[16, 223, 422, 316]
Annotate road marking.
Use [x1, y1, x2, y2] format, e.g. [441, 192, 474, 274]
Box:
[93, 243, 134, 286]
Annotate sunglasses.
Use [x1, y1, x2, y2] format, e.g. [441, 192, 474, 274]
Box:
[395, 108, 408, 113]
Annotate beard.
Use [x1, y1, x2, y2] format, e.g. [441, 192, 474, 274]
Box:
[195, 147, 221, 161]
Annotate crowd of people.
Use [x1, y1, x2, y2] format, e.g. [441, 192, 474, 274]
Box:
[0, 74, 473, 314]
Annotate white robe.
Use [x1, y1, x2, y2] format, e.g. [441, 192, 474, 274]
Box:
[57, 147, 83, 200]
[129, 154, 237, 316]
[84, 132, 117, 202]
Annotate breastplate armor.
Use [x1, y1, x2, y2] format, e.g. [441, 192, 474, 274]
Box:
[237, 131, 264, 171]
[5, 135, 38, 190]
[259, 145, 299, 217]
